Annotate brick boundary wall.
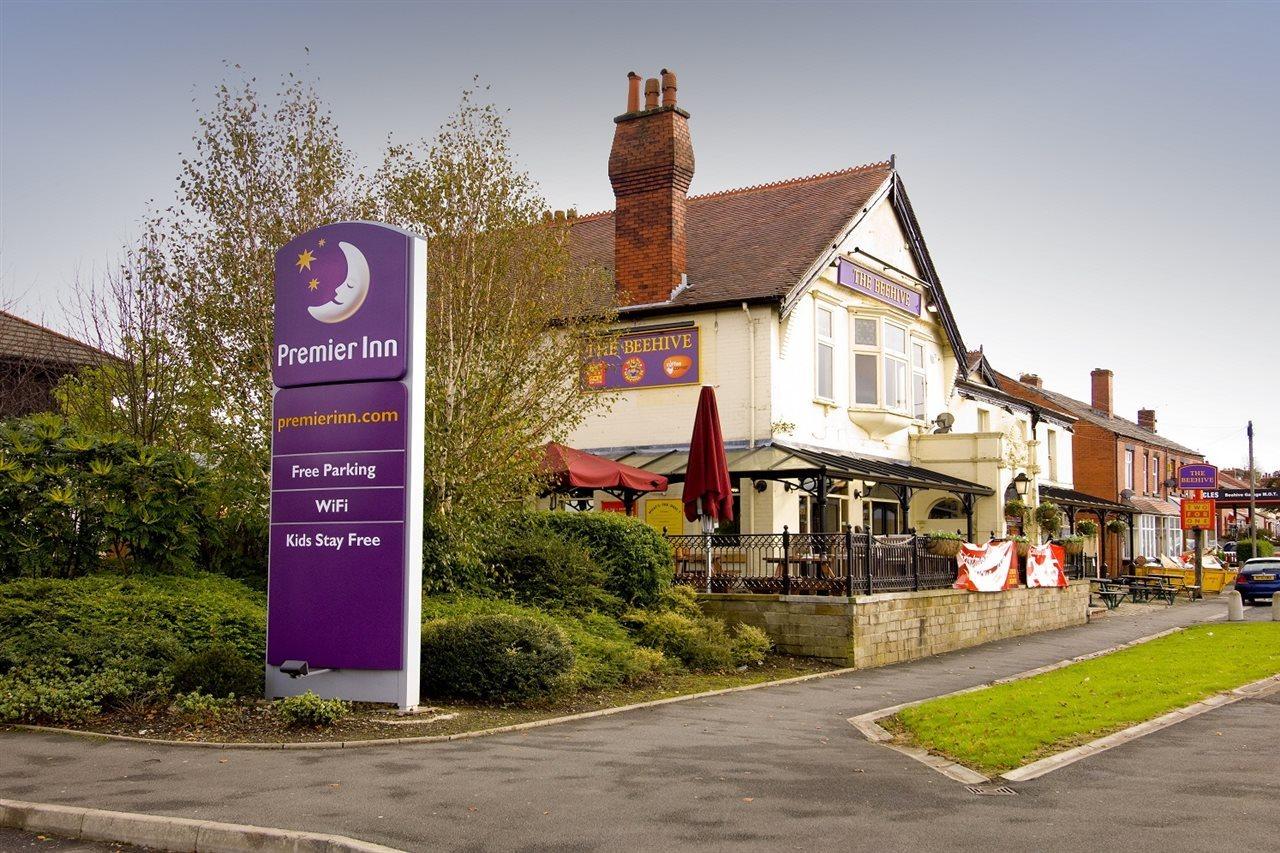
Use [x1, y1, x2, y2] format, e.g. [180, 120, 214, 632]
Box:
[697, 580, 1090, 668]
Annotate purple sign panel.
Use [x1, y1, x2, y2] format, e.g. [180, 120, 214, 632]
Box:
[267, 380, 409, 670]
[1177, 463, 1218, 491]
[582, 326, 700, 391]
[273, 222, 413, 388]
[836, 258, 922, 316]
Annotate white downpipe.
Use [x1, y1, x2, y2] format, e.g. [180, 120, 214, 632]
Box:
[742, 302, 756, 536]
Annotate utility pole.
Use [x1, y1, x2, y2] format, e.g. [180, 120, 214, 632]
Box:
[1248, 421, 1257, 543]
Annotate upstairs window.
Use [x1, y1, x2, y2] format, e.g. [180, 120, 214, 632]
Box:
[815, 304, 834, 401]
[1125, 449, 1135, 490]
[911, 341, 927, 420]
[851, 316, 910, 414]
[1047, 429, 1059, 481]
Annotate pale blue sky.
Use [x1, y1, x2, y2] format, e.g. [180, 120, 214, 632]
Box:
[1, 0, 1276, 468]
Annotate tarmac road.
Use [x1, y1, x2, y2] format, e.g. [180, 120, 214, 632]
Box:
[1, 601, 1274, 852]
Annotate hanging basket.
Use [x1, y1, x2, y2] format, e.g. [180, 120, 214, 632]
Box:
[927, 536, 964, 557]
[1013, 538, 1030, 558]
[1061, 537, 1085, 556]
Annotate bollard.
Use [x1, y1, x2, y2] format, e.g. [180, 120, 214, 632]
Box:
[1225, 590, 1244, 622]
[1272, 593, 1279, 621]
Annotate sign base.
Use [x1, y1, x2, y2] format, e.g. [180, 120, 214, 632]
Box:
[266, 667, 416, 709]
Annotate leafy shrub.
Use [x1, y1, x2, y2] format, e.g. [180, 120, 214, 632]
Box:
[421, 595, 665, 691]
[421, 613, 574, 703]
[621, 610, 765, 671]
[730, 624, 772, 664]
[0, 415, 209, 578]
[169, 642, 261, 699]
[532, 512, 673, 607]
[0, 664, 163, 724]
[1236, 539, 1275, 562]
[0, 573, 264, 719]
[199, 505, 268, 587]
[656, 584, 702, 619]
[274, 691, 349, 727]
[171, 691, 237, 723]
[486, 532, 619, 613]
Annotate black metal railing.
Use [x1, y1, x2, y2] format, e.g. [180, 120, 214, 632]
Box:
[668, 529, 1098, 595]
[667, 527, 963, 596]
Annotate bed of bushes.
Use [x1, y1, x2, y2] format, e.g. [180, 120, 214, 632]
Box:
[0, 506, 770, 725]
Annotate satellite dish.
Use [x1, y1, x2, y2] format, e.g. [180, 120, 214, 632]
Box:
[932, 412, 955, 434]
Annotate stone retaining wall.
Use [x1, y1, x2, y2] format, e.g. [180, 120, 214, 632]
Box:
[697, 580, 1090, 667]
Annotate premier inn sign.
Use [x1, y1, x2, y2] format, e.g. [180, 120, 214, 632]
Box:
[836, 258, 922, 316]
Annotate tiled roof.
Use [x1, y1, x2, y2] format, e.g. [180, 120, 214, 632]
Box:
[990, 371, 1075, 420]
[1125, 495, 1180, 517]
[0, 310, 107, 366]
[1017, 383, 1201, 457]
[570, 161, 893, 311]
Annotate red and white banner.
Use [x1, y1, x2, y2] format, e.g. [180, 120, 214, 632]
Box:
[953, 541, 1018, 592]
[1026, 544, 1068, 588]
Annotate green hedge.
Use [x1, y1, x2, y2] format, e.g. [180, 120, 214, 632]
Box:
[485, 530, 620, 613]
[422, 613, 574, 703]
[526, 511, 672, 607]
[0, 573, 264, 722]
[1236, 539, 1275, 562]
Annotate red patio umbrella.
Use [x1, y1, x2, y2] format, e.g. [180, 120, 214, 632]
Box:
[682, 387, 733, 590]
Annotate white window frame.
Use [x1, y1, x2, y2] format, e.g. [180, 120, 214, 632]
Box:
[911, 340, 927, 421]
[1047, 429, 1058, 482]
[849, 314, 910, 414]
[814, 302, 836, 403]
[1151, 453, 1160, 495]
[1125, 449, 1135, 491]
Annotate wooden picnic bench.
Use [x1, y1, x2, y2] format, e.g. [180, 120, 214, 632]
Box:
[1089, 578, 1127, 610]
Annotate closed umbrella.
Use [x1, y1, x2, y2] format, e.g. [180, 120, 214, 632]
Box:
[682, 386, 734, 591]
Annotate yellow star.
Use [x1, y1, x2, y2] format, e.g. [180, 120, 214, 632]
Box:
[308, 278, 319, 291]
[296, 249, 315, 272]
[317, 238, 326, 247]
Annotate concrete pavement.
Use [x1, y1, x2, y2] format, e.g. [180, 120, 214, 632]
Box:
[2, 600, 1274, 852]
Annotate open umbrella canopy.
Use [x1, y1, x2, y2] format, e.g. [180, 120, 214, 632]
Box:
[541, 442, 668, 493]
[682, 386, 734, 523]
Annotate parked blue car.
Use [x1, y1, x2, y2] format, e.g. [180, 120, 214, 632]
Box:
[1235, 558, 1280, 605]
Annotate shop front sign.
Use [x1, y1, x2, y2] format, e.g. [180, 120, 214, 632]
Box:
[267, 221, 427, 709]
[583, 326, 700, 390]
[1177, 463, 1218, 491]
[836, 258, 921, 316]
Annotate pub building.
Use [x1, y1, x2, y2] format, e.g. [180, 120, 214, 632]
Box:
[562, 70, 1082, 543]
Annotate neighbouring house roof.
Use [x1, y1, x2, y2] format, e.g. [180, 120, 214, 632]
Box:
[1002, 378, 1201, 457]
[989, 370, 1076, 421]
[1039, 484, 1132, 515]
[0, 310, 109, 367]
[1125, 494, 1181, 517]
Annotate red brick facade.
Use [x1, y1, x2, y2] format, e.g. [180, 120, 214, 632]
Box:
[607, 70, 694, 306]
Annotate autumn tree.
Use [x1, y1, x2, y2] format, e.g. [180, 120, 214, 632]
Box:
[375, 89, 615, 585]
[163, 69, 370, 504]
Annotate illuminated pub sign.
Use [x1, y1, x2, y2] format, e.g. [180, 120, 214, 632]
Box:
[836, 258, 921, 315]
[583, 326, 700, 390]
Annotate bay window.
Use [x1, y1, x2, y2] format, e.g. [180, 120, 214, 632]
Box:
[850, 315, 914, 415]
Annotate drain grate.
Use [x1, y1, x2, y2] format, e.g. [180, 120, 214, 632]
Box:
[965, 785, 1017, 796]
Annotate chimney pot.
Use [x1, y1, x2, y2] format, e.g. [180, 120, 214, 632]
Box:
[1019, 373, 1043, 389]
[1090, 368, 1113, 416]
[644, 77, 660, 110]
[1138, 408, 1156, 432]
[660, 68, 677, 107]
[625, 72, 641, 113]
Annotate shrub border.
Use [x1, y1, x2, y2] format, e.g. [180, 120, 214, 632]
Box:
[7, 665, 854, 750]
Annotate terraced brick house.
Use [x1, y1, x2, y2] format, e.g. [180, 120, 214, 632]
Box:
[0, 309, 107, 418]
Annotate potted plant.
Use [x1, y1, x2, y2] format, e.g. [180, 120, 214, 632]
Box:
[1011, 535, 1030, 557]
[1106, 518, 1128, 535]
[924, 531, 964, 557]
[1058, 535, 1085, 556]
[1076, 519, 1099, 537]
[1033, 501, 1064, 536]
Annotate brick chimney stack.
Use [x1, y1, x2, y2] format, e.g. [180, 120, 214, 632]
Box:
[608, 69, 694, 306]
[1091, 368, 1113, 416]
[1138, 408, 1156, 432]
[1019, 373, 1043, 388]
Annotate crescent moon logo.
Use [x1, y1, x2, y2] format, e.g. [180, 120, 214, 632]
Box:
[308, 242, 370, 324]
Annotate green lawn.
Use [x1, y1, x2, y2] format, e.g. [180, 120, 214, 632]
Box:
[885, 623, 1280, 775]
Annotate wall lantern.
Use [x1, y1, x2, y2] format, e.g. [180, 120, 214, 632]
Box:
[1013, 472, 1030, 498]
